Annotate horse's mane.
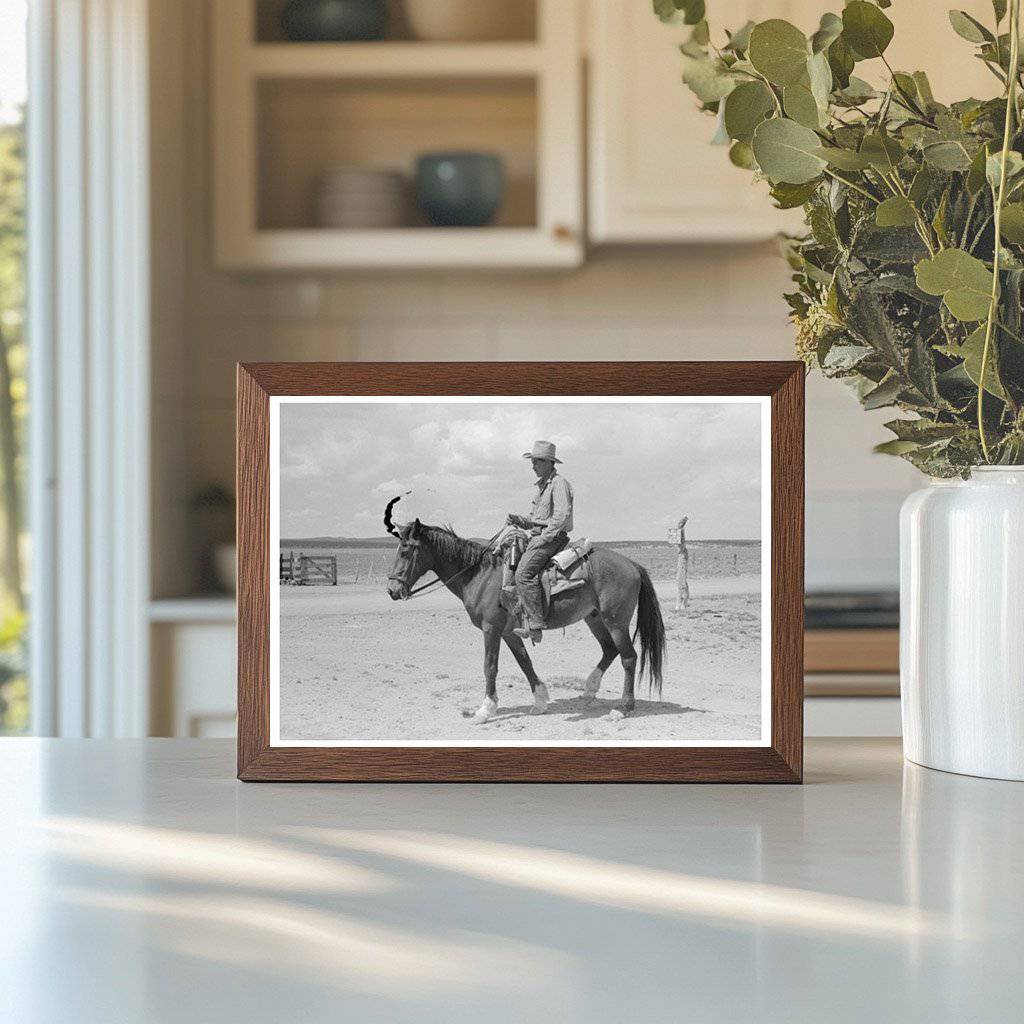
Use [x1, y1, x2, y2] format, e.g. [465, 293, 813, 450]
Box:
[420, 524, 499, 571]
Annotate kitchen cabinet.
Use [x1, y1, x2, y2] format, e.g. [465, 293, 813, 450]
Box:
[211, 0, 583, 269]
[587, 0, 999, 244]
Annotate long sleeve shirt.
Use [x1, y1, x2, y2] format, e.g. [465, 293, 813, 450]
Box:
[528, 471, 574, 541]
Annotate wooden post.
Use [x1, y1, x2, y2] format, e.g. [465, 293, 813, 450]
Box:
[675, 515, 690, 613]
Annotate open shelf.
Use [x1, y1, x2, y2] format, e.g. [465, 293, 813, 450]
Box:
[249, 42, 544, 77]
[213, 0, 581, 268]
[257, 76, 537, 232]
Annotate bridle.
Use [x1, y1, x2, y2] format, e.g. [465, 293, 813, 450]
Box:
[384, 494, 509, 600]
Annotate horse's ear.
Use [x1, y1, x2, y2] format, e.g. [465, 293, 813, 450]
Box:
[412, 518, 422, 536]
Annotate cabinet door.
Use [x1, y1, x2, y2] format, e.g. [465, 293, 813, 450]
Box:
[588, 1, 814, 243]
[588, 1, 1002, 245]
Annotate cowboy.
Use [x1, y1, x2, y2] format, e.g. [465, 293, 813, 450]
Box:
[506, 440, 574, 643]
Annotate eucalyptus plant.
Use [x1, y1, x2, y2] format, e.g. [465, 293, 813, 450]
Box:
[658, 0, 1024, 475]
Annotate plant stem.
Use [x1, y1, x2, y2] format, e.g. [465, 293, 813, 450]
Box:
[979, 0, 1021, 463]
[821, 167, 879, 203]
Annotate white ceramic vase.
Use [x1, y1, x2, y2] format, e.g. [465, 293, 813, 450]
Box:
[900, 467, 1024, 780]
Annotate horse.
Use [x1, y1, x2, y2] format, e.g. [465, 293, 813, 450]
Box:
[383, 497, 666, 723]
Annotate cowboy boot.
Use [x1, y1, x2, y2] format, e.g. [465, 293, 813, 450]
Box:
[513, 591, 544, 644]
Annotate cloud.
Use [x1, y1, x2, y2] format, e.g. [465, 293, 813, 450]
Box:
[278, 400, 763, 540]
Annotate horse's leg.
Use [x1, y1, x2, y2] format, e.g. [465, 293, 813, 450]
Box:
[605, 619, 638, 715]
[503, 634, 548, 714]
[471, 624, 502, 723]
[583, 612, 619, 705]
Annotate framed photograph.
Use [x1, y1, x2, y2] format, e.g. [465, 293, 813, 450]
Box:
[237, 362, 803, 782]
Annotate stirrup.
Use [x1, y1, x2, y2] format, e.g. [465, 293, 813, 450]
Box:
[513, 625, 543, 644]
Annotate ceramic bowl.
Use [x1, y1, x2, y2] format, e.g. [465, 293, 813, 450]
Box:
[415, 152, 505, 227]
[280, 0, 388, 42]
[314, 168, 409, 228]
[403, 0, 534, 42]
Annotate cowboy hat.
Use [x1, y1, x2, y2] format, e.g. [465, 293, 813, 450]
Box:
[522, 440, 562, 463]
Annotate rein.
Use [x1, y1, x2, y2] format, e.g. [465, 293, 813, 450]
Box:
[390, 525, 510, 599]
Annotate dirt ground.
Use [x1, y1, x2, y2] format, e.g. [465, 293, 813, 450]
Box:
[277, 577, 763, 744]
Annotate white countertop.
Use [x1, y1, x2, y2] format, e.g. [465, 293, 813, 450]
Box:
[1, 738, 1021, 1023]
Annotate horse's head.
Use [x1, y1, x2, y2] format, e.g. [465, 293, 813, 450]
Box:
[386, 518, 433, 601]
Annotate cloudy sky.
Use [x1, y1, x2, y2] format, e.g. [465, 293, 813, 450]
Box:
[277, 399, 764, 541]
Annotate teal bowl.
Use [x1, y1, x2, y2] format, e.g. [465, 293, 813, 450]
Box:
[280, 0, 388, 42]
[415, 152, 505, 228]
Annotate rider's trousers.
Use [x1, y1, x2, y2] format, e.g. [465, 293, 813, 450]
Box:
[514, 531, 568, 629]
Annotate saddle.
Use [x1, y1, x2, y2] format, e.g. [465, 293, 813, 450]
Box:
[499, 529, 594, 622]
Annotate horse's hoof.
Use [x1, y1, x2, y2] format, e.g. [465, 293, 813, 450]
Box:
[469, 698, 497, 724]
[581, 693, 600, 708]
[531, 684, 549, 715]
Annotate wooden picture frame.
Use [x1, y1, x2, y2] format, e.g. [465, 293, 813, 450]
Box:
[237, 362, 804, 782]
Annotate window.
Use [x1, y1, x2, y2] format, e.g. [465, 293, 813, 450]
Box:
[0, 0, 28, 734]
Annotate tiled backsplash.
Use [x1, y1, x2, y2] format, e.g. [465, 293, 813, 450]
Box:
[172, 248, 917, 593]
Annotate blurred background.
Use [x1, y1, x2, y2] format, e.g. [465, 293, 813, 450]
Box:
[0, 0, 999, 740]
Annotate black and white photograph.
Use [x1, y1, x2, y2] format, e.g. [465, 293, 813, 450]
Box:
[269, 396, 770, 746]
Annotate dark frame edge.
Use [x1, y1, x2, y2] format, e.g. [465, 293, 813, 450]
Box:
[769, 362, 805, 783]
[235, 361, 805, 783]
[237, 365, 271, 779]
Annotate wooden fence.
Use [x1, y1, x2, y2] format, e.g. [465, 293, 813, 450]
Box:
[280, 551, 338, 586]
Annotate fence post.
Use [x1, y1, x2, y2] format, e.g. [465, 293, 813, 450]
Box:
[675, 515, 690, 613]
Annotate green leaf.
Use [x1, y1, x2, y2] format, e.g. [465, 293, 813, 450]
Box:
[958, 324, 1007, 398]
[912, 71, 935, 105]
[748, 19, 810, 87]
[814, 145, 872, 170]
[681, 55, 737, 103]
[810, 12, 843, 54]
[993, 0, 1008, 24]
[654, 0, 705, 25]
[862, 375, 902, 409]
[874, 439, 922, 455]
[948, 10, 993, 44]
[932, 190, 950, 246]
[827, 35, 855, 89]
[875, 196, 918, 228]
[923, 141, 973, 171]
[915, 249, 994, 321]
[1000, 202, 1024, 242]
[752, 117, 827, 184]
[842, 1, 894, 60]
[724, 20, 755, 53]
[836, 75, 877, 104]
[723, 81, 775, 143]
[860, 133, 905, 172]
[986, 150, 1024, 190]
[728, 140, 758, 169]
[770, 179, 820, 209]
[967, 142, 993, 193]
[807, 51, 833, 110]
[892, 72, 919, 102]
[710, 107, 731, 145]
[653, 0, 676, 23]
[909, 165, 936, 205]
[783, 83, 822, 128]
[884, 419, 963, 443]
[689, 20, 710, 46]
[856, 226, 929, 263]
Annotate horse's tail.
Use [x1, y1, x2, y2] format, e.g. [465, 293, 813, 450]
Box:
[632, 565, 666, 700]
